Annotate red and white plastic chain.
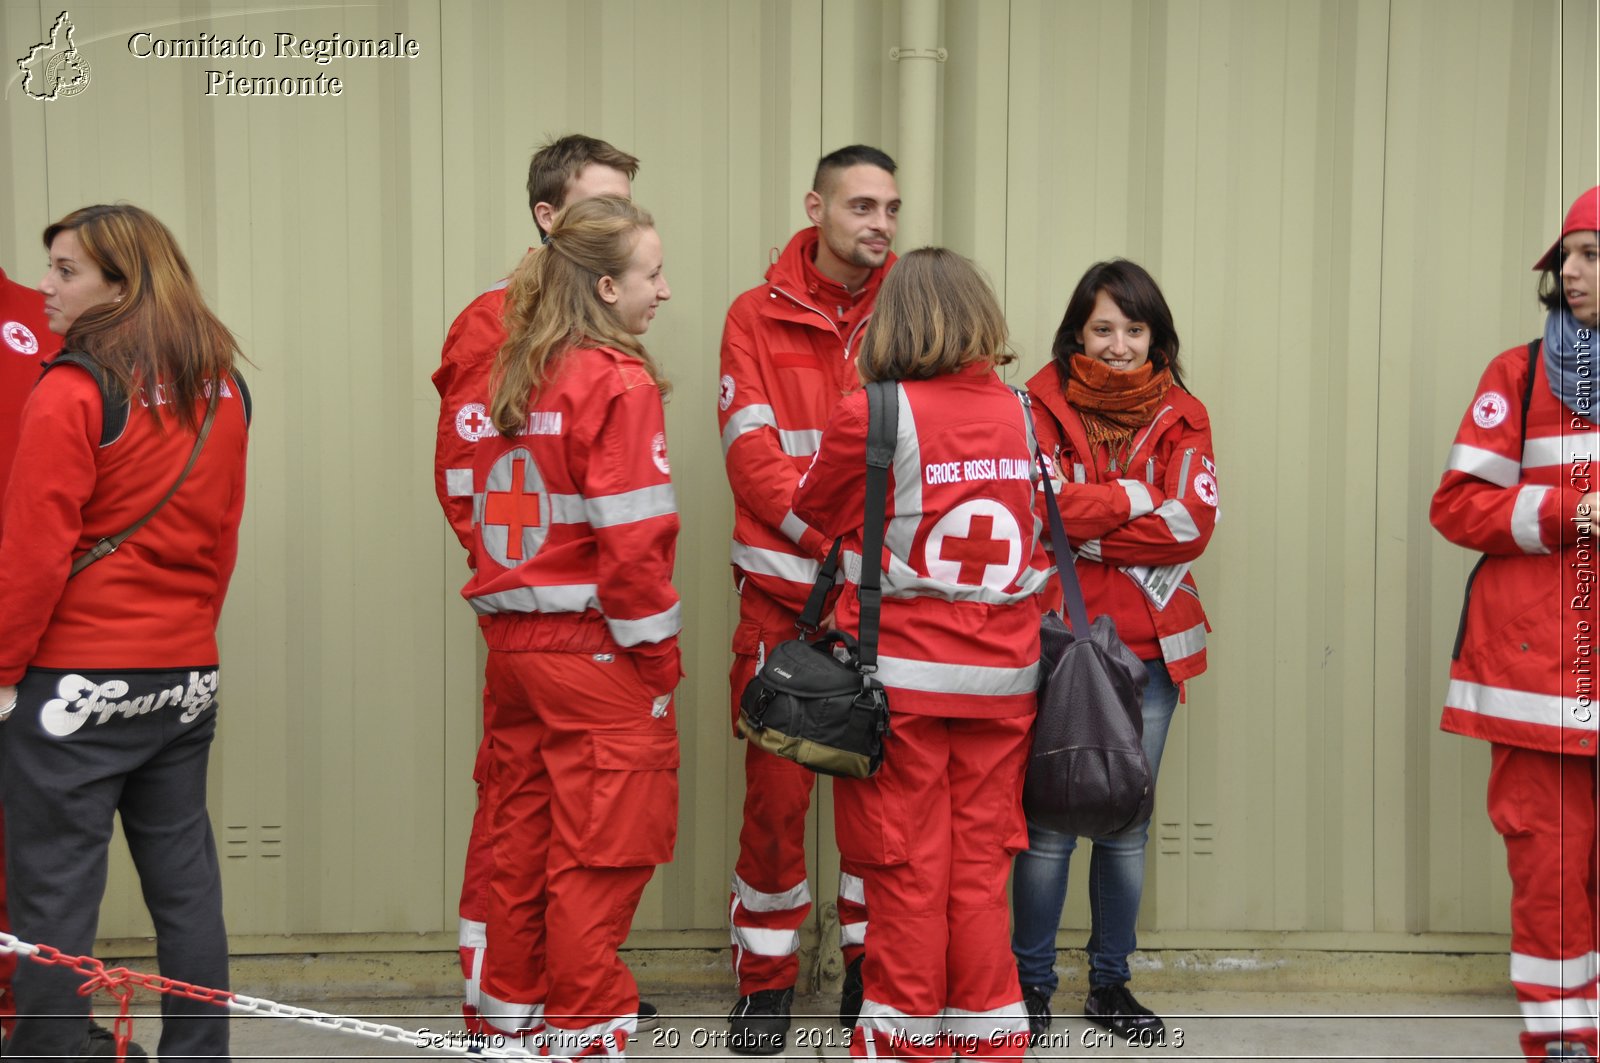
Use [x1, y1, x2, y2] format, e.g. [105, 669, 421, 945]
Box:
[0, 931, 544, 1059]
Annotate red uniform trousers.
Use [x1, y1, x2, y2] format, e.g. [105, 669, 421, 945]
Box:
[729, 650, 868, 994]
[1488, 745, 1599, 1061]
[480, 650, 679, 1060]
[458, 685, 496, 1033]
[837, 712, 1032, 1062]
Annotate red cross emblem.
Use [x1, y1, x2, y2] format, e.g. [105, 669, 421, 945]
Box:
[456, 402, 491, 442]
[926, 501, 1022, 589]
[2, 321, 38, 355]
[480, 448, 548, 566]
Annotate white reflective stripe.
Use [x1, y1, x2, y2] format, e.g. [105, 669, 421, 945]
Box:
[446, 468, 474, 497]
[546, 1016, 632, 1055]
[1446, 679, 1598, 731]
[732, 924, 800, 957]
[1512, 484, 1551, 554]
[1513, 951, 1600, 990]
[875, 655, 1038, 696]
[586, 483, 677, 528]
[838, 872, 865, 904]
[478, 989, 545, 1035]
[606, 603, 681, 647]
[1174, 449, 1195, 500]
[839, 921, 867, 947]
[1520, 994, 1600, 1033]
[853, 551, 1051, 605]
[1160, 623, 1207, 662]
[1524, 432, 1599, 470]
[732, 872, 811, 913]
[720, 404, 823, 458]
[859, 999, 942, 1041]
[458, 917, 487, 949]
[779, 509, 813, 545]
[1118, 479, 1155, 518]
[1155, 497, 1201, 543]
[468, 582, 600, 616]
[944, 1002, 1028, 1038]
[1077, 540, 1103, 562]
[730, 541, 821, 584]
[1447, 444, 1521, 488]
[1072, 462, 1086, 483]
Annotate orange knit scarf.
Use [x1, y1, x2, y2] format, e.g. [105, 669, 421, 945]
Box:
[1064, 353, 1173, 472]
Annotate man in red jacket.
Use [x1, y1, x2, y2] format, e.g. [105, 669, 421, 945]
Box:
[430, 134, 656, 1035]
[717, 145, 899, 1054]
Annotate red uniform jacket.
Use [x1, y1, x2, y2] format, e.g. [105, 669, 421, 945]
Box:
[433, 279, 511, 563]
[718, 228, 894, 649]
[1431, 342, 1597, 755]
[0, 362, 251, 683]
[0, 268, 61, 509]
[1024, 362, 1216, 683]
[462, 346, 682, 694]
[793, 366, 1048, 718]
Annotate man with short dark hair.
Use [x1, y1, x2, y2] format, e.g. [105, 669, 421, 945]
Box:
[716, 145, 900, 1054]
[430, 133, 656, 1040]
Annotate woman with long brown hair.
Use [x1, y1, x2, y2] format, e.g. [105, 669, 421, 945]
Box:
[461, 195, 679, 1060]
[0, 204, 251, 1063]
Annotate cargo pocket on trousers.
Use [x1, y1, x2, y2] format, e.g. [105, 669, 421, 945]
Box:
[832, 775, 910, 869]
[580, 732, 680, 868]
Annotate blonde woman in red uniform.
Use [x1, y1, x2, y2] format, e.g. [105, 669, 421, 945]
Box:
[1431, 186, 1600, 1062]
[463, 195, 678, 1061]
[0, 204, 250, 1063]
[794, 247, 1047, 1062]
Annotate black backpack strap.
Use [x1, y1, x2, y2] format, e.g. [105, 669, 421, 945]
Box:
[230, 368, 253, 427]
[857, 380, 898, 677]
[1451, 339, 1539, 660]
[41, 350, 129, 445]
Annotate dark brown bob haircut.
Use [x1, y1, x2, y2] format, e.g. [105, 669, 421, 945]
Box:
[1052, 259, 1185, 390]
[856, 247, 1013, 384]
[813, 144, 896, 196]
[526, 134, 640, 235]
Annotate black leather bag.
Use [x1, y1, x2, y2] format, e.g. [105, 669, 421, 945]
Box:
[738, 380, 896, 780]
[1022, 440, 1154, 837]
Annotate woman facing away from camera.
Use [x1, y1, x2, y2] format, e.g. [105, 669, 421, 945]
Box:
[1011, 259, 1217, 1044]
[0, 204, 251, 1063]
[462, 195, 680, 1061]
[1430, 186, 1599, 1063]
[792, 247, 1049, 1062]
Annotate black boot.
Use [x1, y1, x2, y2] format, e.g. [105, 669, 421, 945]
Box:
[1083, 983, 1164, 1042]
[728, 987, 793, 1056]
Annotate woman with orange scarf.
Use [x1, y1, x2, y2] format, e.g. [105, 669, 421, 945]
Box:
[1011, 259, 1217, 1046]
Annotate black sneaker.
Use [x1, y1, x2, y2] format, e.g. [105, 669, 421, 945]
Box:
[83, 1021, 150, 1060]
[839, 955, 864, 1028]
[1021, 983, 1053, 1043]
[1083, 983, 1164, 1042]
[728, 987, 793, 1056]
[1544, 1042, 1597, 1060]
[636, 1000, 660, 1032]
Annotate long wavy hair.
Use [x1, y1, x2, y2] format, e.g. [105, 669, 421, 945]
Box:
[491, 196, 666, 435]
[44, 204, 241, 430]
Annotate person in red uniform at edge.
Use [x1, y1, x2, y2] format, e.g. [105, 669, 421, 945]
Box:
[0, 264, 59, 1052]
[1010, 259, 1216, 1046]
[792, 248, 1046, 1062]
[430, 133, 660, 1034]
[718, 144, 899, 1053]
[1431, 185, 1600, 1062]
[463, 195, 678, 1061]
[0, 204, 250, 1063]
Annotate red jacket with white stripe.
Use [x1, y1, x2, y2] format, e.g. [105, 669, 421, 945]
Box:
[1430, 342, 1597, 756]
[1024, 362, 1216, 683]
[718, 228, 894, 648]
[461, 345, 682, 694]
[432, 279, 510, 563]
[792, 366, 1048, 718]
[0, 362, 250, 684]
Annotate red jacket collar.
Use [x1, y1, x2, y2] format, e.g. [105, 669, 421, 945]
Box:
[762, 227, 896, 328]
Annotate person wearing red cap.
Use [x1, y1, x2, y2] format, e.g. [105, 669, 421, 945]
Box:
[1430, 185, 1600, 1062]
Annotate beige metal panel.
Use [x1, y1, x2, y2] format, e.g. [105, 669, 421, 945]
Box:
[940, 1, 1011, 296]
[0, 5, 55, 272]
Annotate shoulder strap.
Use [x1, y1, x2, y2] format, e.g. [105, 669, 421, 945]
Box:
[1519, 339, 1538, 448]
[1018, 387, 1094, 635]
[41, 351, 129, 445]
[856, 380, 897, 675]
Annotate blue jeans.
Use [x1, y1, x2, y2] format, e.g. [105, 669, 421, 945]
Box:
[1010, 658, 1178, 992]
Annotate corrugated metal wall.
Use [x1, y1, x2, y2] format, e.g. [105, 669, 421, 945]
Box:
[0, 0, 1593, 958]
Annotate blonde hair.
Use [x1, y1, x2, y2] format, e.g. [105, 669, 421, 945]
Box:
[491, 196, 666, 434]
[856, 247, 1012, 384]
[44, 204, 241, 430]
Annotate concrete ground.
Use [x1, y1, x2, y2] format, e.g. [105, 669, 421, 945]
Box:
[91, 987, 1530, 1062]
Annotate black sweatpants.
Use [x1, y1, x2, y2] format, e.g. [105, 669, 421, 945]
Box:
[0, 666, 231, 1062]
